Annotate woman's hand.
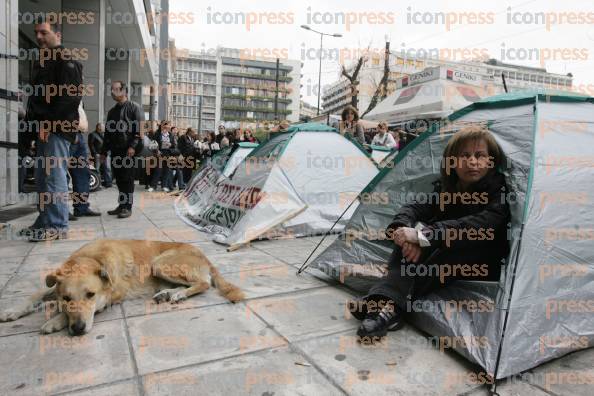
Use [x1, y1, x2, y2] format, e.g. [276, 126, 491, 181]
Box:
[393, 227, 419, 246]
[402, 242, 422, 263]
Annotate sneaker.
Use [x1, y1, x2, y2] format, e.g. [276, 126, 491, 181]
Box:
[74, 209, 101, 217]
[147, 187, 155, 192]
[117, 209, 132, 219]
[107, 206, 123, 215]
[356, 303, 403, 339]
[68, 213, 78, 221]
[17, 227, 34, 238]
[29, 229, 68, 242]
[163, 187, 170, 192]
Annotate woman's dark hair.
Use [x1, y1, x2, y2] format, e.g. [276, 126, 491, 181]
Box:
[440, 125, 503, 192]
[341, 105, 359, 122]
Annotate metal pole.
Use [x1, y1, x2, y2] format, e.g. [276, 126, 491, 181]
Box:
[197, 95, 202, 133]
[274, 58, 280, 121]
[317, 33, 323, 115]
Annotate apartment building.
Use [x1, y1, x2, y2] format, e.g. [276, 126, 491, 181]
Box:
[171, 47, 302, 132]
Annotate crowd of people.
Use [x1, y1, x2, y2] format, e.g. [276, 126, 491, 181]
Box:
[87, 120, 265, 195]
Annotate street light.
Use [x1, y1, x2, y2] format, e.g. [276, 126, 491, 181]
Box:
[300, 25, 342, 115]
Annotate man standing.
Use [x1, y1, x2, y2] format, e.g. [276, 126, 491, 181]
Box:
[178, 127, 198, 184]
[102, 81, 144, 219]
[24, 17, 83, 241]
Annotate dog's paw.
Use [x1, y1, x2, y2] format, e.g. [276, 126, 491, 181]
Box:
[170, 291, 187, 303]
[40, 315, 67, 334]
[0, 310, 23, 322]
[152, 290, 171, 304]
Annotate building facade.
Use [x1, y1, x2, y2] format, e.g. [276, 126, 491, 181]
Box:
[322, 52, 573, 116]
[0, 0, 171, 207]
[171, 47, 302, 132]
[171, 50, 218, 132]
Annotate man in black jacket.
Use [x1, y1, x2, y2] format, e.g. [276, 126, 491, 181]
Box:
[102, 81, 144, 218]
[24, 18, 83, 241]
[177, 127, 198, 184]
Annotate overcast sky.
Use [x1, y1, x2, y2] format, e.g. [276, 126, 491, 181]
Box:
[169, 0, 594, 105]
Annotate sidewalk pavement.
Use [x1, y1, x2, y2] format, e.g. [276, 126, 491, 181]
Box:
[0, 186, 591, 396]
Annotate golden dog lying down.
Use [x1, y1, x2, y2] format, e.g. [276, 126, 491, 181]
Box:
[0, 239, 244, 335]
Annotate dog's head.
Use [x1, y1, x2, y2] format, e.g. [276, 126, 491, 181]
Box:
[46, 257, 113, 336]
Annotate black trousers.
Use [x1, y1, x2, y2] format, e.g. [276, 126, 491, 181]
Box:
[365, 245, 501, 313]
[111, 153, 135, 210]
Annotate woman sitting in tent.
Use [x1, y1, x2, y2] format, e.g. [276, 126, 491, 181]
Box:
[339, 105, 366, 146]
[350, 125, 511, 339]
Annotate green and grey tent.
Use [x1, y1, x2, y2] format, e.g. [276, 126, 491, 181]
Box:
[176, 123, 379, 250]
[308, 92, 594, 378]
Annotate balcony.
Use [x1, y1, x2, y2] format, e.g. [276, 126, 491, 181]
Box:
[222, 105, 291, 114]
[222, 71, 292, 83]
[223, 94, 292, 104]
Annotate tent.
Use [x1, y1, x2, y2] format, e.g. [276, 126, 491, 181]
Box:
[176, 123, 380, 250]
[369, 145, 396, 165]
[308, 92, 594, 379]
[366, 77, 484, 123]
[221, 142, 259, 178]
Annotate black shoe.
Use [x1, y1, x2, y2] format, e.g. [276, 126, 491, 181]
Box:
[29, 229, 68, 242]
[357, 304, 403, 339]
[74, 209, 101, 217]
[117, 209, 132, 218]
[69, 213, 78, 221]
[17, 227, 34, 238]
[107, 206, 123, 215]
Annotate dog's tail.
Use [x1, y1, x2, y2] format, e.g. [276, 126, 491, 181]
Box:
[209, 265, 244, 302]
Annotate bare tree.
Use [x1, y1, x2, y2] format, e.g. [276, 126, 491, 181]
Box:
[341, 56, 365, 110]
[362, 41, 390, 118]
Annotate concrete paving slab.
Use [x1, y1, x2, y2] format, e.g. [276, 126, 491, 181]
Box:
[141, 347, 343, 396]
[0, 319, 134, 395]
[16, 252, 70, 274]
[294, 327, 485, 396]
[524, 347, 594, 396]
[466, 379, 550, 396]
[29, 240, 88, 256]
[206, 249, 288, 274]
[0, 242, 34, 258]
[248, 287, 359, 342]
[126, 303, 286, 375]
[224, 265, 328, 300]
[0, 257, 24, 275]
[58, 380, 140, 396]
[0, 270, 45, 298]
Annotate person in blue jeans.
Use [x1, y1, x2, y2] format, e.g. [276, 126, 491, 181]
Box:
[29, 133, 71, 240]
[69, 131, 101, 218]
[21, 17, 83, 241]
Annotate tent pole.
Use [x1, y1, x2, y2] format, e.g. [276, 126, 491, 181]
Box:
[296, 196, 360, 275]
[488, 221, 526, 396]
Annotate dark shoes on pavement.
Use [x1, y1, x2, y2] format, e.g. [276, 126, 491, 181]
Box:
[117, 209, 132, 219]
[349, 297, 404, 339]
[107, 206, 123, 215]
[29, 228, 68, 242]
[74, 209, 101, 217]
